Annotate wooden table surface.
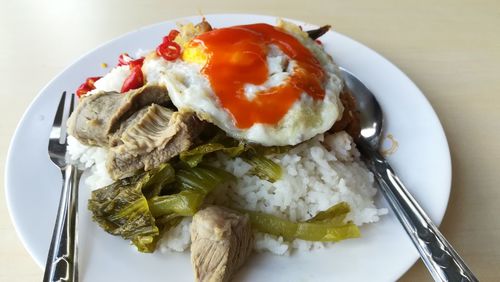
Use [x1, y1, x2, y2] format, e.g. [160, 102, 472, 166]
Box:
[1, 0, 499, 281]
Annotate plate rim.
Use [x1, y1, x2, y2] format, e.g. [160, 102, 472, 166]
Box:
[4, 12, 452, 281]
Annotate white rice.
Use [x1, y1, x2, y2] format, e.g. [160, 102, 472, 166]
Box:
[67, 136, 113, 188]
[68, 131, 387, 255]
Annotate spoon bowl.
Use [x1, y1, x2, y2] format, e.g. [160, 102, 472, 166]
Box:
[339, 67, 383, 148]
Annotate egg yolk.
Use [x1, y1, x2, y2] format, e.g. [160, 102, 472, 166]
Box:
[183, 23, 326, 129]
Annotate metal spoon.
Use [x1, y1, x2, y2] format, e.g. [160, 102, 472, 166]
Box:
[339, 68, 478, 282]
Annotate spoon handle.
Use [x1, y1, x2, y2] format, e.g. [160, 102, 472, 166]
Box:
[357, 138, 478, 282]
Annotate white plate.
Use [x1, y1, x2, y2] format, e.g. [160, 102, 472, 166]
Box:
[5, 14, 451, 282]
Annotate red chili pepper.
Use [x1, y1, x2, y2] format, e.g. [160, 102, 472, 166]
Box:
[118, 53, 132, 66]
[164, 29, 180, 43]
[86, 76, 101, 88]
[76, 83, 91, 97]
[156, 40, 181, 61]
[76, 76, 102, 97]
[128, 57, 145, 69]
[117, 53, 146, 93]
[121, 66, 144, 93]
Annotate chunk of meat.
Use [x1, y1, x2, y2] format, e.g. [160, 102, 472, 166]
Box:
[190, 206, 253, 282]
[108, 106, 151, 147]
[329, 87, 361, 138]
[67, 84, 169, 147]
[67, 82, 206, 179]
[195, 19, 213, 33]
[106, 107, 204, 179]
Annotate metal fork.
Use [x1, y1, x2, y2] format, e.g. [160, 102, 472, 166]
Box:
[44, 92, 83, 282]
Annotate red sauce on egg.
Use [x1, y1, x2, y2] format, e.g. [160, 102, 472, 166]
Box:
[188, 23, 326, 128]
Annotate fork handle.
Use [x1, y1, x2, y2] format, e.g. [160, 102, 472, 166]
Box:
[357, 139, 478, 282]
[43, 165, 82, 282]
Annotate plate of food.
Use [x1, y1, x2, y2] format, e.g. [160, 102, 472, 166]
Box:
[5, 13, 451, 282]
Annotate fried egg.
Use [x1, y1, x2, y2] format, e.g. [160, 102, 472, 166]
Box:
[143, 20, 343, 146]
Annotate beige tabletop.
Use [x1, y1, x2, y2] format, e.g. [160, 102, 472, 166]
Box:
[1, 0, 499, 281]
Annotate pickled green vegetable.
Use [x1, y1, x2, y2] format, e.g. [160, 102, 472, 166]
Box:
[243, 155, 282, 182]
[248, 145, 291, 156]
[148, 190, 206, 217]
[243, 202, 360, 242]
[180, 142, 246, 167]
[306, 201, 350, 226]
[138, 163, 176, 198]
[176, 166, 235, 194]
[88, 176, 159, 252]
[155, 213, 183, 233]
[88, 163, 235, 253]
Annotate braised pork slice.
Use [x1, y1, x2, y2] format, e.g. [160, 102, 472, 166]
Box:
[190, 206, 253, 282]
[67, 84, 169, 147]
[107, 107, 204, 179]
[329, 87, 361, 138]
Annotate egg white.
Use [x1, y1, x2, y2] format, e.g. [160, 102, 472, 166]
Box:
[143, 20, 344, 146]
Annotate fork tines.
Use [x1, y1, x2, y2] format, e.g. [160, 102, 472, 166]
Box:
[50, 92, 75, 145]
